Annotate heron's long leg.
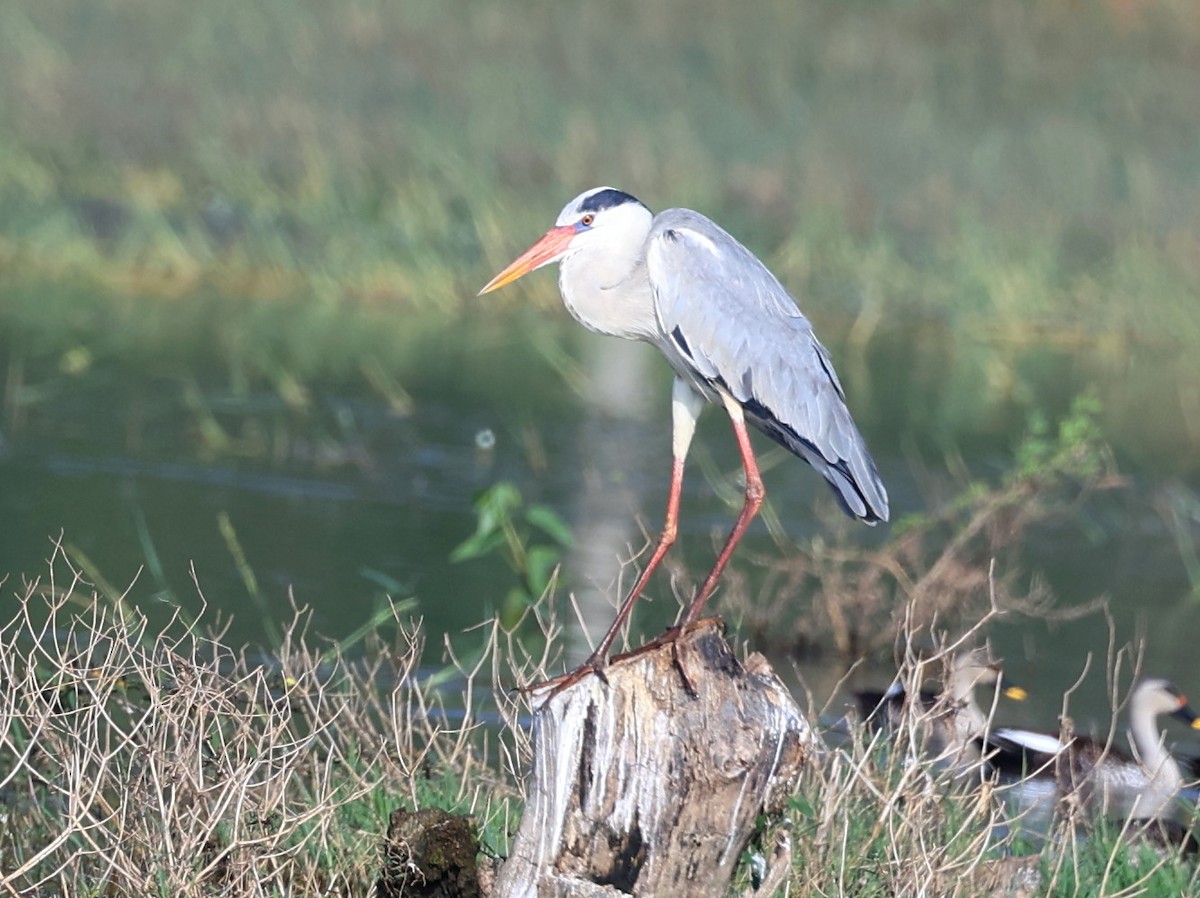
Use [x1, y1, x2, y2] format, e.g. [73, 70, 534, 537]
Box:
[584, 456, 684, 663]
[582, 378, 704, 665]
[681, 393, 764, 625]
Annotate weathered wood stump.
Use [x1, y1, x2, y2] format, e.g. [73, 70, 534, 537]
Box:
[494, 619, 812, 898]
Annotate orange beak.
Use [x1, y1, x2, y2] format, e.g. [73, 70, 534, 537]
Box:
[478, 225, 575, 295]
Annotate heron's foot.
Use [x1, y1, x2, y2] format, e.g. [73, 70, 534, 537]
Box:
[517, 654, 611, 703]
[609, 617, 724, 697]
[609, 615, 724, 663]
[609, 625, 681, 664]
[520, 618, 724, 702]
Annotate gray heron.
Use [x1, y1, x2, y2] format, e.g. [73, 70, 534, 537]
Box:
[480, 187, 888, 689]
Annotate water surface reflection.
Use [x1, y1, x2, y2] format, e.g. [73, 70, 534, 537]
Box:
[1, 310, 1198, 762]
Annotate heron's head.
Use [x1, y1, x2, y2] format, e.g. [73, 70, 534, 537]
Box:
[479, 187, 652, 294]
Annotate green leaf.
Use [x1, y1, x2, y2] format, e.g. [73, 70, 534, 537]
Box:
[358, 566, 409, 594]
[450, 528, 507, 563]
[525, 545, 561, 597]
[451, 482, 524, 561]
[525, 503, 574, 547]
[476, 482, 523, 524]
[500, 587, 531, 630]
[788, 793, 816, 820]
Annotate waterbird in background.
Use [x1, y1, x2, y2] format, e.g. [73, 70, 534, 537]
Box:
[985, 677, 1200, 819]
[480, 187, 888, 690]
[856, 650, 1028, 762]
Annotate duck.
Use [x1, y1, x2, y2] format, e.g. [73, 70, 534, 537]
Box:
[855, 649, 1028, 766]
[984, 677, 1200, 819]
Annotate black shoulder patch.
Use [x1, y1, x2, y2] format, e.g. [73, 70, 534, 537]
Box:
[579, 188, 646, 214]
[670, 325, 693, 359]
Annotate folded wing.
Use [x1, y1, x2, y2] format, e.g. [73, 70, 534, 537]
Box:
[646, 208, 888, 523]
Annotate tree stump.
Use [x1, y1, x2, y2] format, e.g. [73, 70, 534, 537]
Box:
[494, 619, 812, 898]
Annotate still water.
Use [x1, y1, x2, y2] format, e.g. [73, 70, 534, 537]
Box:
[1, 305, 1199, 763]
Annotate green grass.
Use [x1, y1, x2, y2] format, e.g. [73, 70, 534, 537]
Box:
[1041, 820, 1200, 897]
[0, 561, 522, 895]
[5, 546, 1200, 896]
[2, 0, 1196, 284]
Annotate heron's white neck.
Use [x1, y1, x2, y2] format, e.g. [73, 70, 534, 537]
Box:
[557, 205, 658, 343]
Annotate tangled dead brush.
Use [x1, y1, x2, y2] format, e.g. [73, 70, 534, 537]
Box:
[0, 545, 510, 897]
[729, 394, 1121, 661]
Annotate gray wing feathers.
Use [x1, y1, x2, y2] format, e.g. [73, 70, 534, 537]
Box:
[647, 209, 889, 523]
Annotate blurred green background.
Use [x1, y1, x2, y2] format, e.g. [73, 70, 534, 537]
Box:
[0, 0, 1198, 719]
[2, 0, 1197, 461]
